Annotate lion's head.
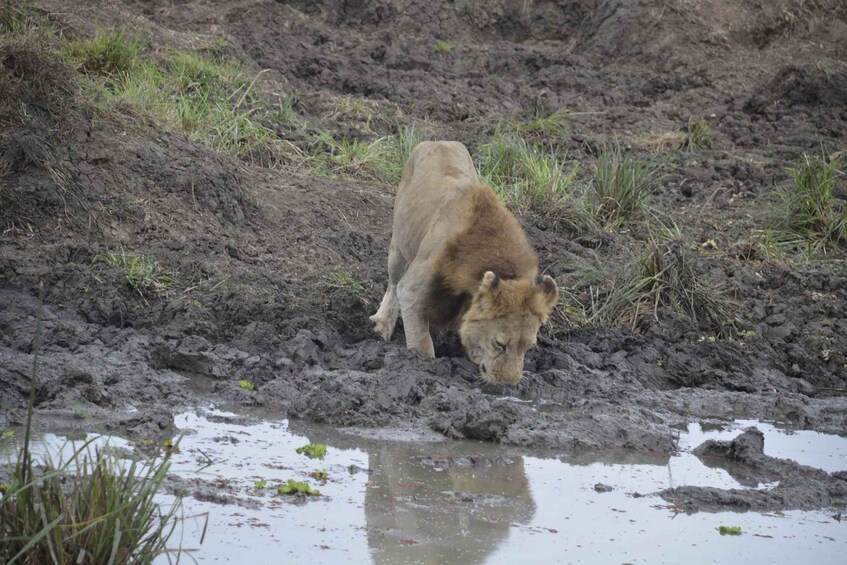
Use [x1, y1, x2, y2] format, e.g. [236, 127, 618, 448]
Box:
[459, 271, 559, 385]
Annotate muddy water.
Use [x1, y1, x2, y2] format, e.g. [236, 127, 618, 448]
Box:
[6, 408, 846, 564]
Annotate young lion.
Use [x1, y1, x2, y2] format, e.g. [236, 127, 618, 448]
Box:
[370, 141, 558, 385]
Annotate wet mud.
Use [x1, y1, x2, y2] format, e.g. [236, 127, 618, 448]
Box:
[2, 0, 846, 521]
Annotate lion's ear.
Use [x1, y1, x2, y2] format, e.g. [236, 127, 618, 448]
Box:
[474, 271, 500, 312]
[479, 271, 500, 295]
[535, 275, 559, 312]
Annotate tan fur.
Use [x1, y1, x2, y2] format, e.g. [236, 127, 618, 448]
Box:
[370, 141, 558, 385]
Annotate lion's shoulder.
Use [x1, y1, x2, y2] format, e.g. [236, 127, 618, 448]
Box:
[436, 183, 538, 295]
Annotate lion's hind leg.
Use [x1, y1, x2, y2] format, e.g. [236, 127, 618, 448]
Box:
[370, 286, 399, 341]
[370, 240, 405, 341]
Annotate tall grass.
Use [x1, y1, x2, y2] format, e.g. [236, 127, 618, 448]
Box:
[1, 442, 181, 564]
[0, 285, 185, 564]
[477, 133, 581, 215]
[771, 152, 845, 253]
[64, 30, 141, 76]
[314, 126, 424, 186]
[587, 238, 736, 336]
[0, 1, 38, 36]
[591, 145, 657, 228]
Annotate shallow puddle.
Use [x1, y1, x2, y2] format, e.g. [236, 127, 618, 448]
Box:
[6, 408, 846, 564]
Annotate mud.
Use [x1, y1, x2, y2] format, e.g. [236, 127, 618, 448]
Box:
[1, 0, 846, 521]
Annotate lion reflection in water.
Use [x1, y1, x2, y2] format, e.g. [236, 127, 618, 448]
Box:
[364, 447, 535, 563]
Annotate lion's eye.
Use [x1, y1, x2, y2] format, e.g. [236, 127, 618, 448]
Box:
[494, 340, 507, 353]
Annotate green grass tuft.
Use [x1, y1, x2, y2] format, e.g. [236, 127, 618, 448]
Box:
[0, 440, 182, 564]
[313, 127, 424, 185]
[318, 268, 375, 304]
[313, 133, 394, 183]
[770, 152, 845, 253]
[510, 108, 573, 139]
[591, 145, 657, 228]
[238, 380, 255, 392]
[64, 30, 141, 77]
[477, 133, 582, 216]
[99, 251, 176, 299]
[434, 40, 453, 54]
[684, 116, 714, 151]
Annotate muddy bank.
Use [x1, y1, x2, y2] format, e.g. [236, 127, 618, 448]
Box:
[4, 283, 846, 460]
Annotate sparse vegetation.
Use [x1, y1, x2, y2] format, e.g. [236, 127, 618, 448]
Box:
[295, 443, 327, 460]
[278, 480, 320, 496]
[310, 469, 328, 482]
[770, 152, 845, 253]
[98, 251, 175, 299]
[253, 479, 267, 489]
[276, 92, 300, 128]
[684, 116, 714, 151]
[587, 238, 737, 336]
[591, 145, 657, 228]
[635, 131, 687, 153]
[319, 269, 375, 304]
[238, 380, 255, 392]
[62, 29, 295, 166]
[508, 108, 577, 140]
[509, 108, 573, 139]
[64, 30, 141, 76]
[718, 526, 742, 536]
[313, 127, 423, 185]
[434, 40, 453, 54]
[544, 289, 590, 338]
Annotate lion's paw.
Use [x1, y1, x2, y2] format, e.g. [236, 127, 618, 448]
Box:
[369, 313, 395, 342]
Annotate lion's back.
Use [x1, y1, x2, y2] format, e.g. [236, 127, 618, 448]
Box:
[391, 142, 480, 263]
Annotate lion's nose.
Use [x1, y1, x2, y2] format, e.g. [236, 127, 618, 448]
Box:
[498, 371, 522, 385]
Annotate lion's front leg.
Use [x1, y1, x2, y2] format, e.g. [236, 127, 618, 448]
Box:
[399, 308, 434, 358]
[396, 262, 435, 359]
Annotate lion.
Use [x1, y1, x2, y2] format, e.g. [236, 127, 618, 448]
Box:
[370, 141, 559, 385]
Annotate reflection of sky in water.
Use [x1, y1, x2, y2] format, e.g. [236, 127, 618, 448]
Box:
[5, 409, 845, 564]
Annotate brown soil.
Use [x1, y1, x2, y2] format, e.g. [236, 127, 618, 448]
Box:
[1, 0, 846, 512]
